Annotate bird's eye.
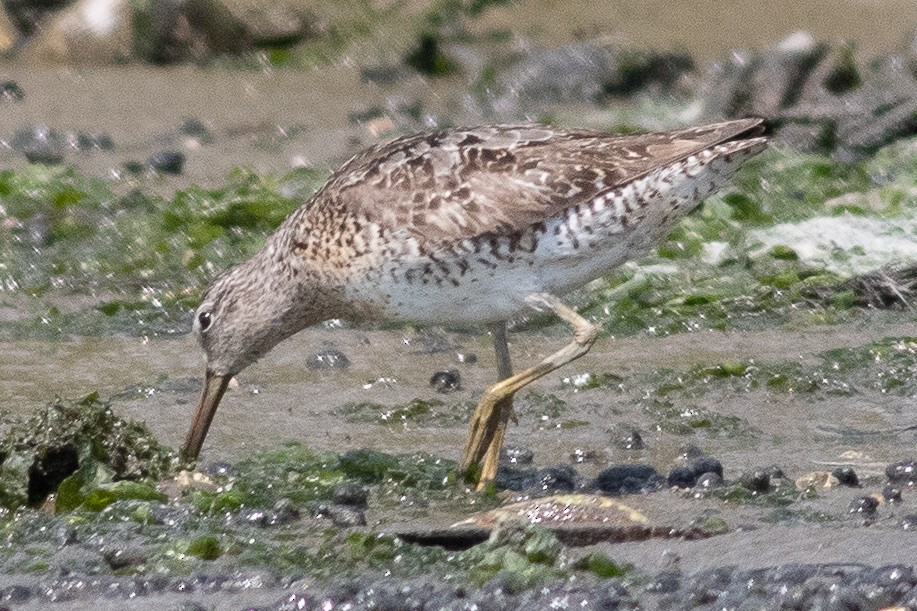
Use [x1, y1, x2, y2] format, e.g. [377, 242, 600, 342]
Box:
[198, 311, 213, 332]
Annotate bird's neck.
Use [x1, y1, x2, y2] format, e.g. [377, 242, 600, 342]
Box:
[253, 239, 352, 335]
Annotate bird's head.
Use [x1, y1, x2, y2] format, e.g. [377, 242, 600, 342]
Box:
[181, 257, 301, 461]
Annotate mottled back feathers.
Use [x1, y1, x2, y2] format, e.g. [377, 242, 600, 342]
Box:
[291, 119, 764, 250]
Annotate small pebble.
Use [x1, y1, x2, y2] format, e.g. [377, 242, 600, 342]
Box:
[900, 514, 917, 530]
[206, 461, 234, 478]
[883, 482, 903, 503]
[695, 472, 724, 490]
[455, 352, 477, 364]
[531, 465, 578, 493]
[832, 466, 859, 487]
[848, 495, 879, 517]
[332, 482, 369, 508]
[148, 150, 186, 174]
[429, 369, 461, 393]
[102, 546, 148, 570]
[306, 348, 350, 370]
[180, 117, 214, 143]
[313, 503, 366, 527]
[0, 81, 23, 102]
[0, 585, 32, 603]
[886, 460, 917, 485]
[122, 160, 145, 175]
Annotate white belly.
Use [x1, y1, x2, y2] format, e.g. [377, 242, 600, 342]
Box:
[343, 144, 751, 325]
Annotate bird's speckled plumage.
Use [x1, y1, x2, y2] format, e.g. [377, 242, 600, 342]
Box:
[185, 119, 767, 462]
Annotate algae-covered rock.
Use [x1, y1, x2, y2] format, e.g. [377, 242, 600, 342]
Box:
[0, 392, 173, 509]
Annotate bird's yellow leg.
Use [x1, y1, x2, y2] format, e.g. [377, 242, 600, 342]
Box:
[459, 293, 598, 489]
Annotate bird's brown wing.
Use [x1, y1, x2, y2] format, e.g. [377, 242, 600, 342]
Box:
[313, 119, 763, 249]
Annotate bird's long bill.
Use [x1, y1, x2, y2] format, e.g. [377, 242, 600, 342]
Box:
[182, 369, 231, 461]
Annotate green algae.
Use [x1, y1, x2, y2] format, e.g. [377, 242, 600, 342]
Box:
[0, 166, 326, 340]
[334, 397, 470, 427]
[186, 535, 222, 560]
[459, 523, 566, 587]
[574, 552, 633, 578]
[642, 337, 917, 401]
[190, 441, 459, 515]
[0, 393, 173, 509]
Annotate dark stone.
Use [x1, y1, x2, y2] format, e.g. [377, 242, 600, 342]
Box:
[456, 352, 477, 364]
[332, 482, 368, 508]
[0, 81, 24, 102]
[0, 585, 32, 603]
[148, 150, 185, 175]
[412, 331, 452, 354]
[593, 464, 663, 495]
[103, 545, 148, 570]
[429, 369, 461, 393]
[206, 461, 234, 478]
[645, 571, 681, 594]
[696, 472, 724, 490]
[268, 499, 300, 525]
[886, 460, 917, 485]
[72, 132, 114, 151]
[739, 470, 771, 493]
[848, 495, 879, 517]
[179, 117, 213, 142]
[667, 466, 697, 489]
[52, 525, 78, 547]
[244, 499, 300, 527]
[686, 567, 736, 605]
[500, 444, 534, 465]
[529, 464, 579, 493]
[493, 464, 579, 495]
[884, 482, 903, 503]
[690, 457, 724, 478]
[306, 348, 350, 370]
[764, 465, 787, 481]
[493, 466, 533, 491]
[901, 515, 917, 530]
[832, 466, 859, 487]
[122, 160, 145, 175]
[313, 503, 366, 527]
[869, 564, 917, 591]
[13, 126, 67, 165]
[95, 134, 115, 150]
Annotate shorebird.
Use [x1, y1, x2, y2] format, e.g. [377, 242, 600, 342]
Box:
[182, 119, 767, 486]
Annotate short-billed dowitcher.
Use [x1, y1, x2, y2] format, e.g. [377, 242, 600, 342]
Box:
[182, 119, 767, 486]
